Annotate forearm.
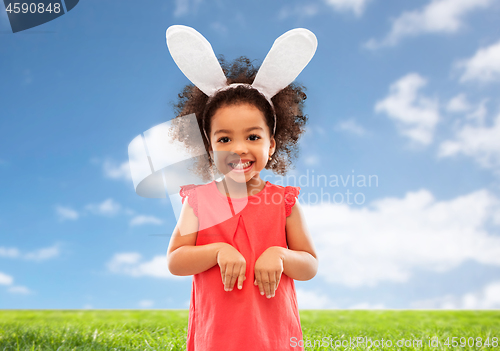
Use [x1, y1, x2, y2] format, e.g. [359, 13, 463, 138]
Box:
[276, 247, 318, 281]
[167, 242, 227, 276]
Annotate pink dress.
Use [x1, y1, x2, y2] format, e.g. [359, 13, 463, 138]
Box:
[179, 180, 303, 351]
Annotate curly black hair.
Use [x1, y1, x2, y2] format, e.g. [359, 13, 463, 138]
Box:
[168, 55, 308, 183]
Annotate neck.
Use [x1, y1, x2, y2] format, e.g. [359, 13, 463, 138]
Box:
[218, 175, 266, 198]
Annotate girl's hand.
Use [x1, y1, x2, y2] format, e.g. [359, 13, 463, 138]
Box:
[216, 243, 246, 292]
[254, 247, 284, 298]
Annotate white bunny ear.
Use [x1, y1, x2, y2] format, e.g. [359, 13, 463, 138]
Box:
[166, 25, 227, 96]
[252, 28, 317, 99]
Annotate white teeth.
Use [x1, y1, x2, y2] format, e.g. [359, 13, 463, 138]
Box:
[230, 161, 252, 169]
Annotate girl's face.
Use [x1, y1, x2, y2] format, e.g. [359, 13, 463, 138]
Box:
[208, 103, 276, 184]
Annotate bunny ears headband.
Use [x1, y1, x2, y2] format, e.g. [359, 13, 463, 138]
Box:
[166, 25, 318, 140]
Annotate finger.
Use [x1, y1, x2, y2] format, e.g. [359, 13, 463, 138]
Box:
[263, 271, 272, 298]
[220, 263, 227, 288]
[272, 271, 279, 297]
[270, 272, 277, 297]
[269, 271, 277, 298]
[255, 271, 264, 296]
[237, 265, 246, 290]
[276, 272, 282, 292]
[228, 264, 240, 291]
[224, 264, 234, 291]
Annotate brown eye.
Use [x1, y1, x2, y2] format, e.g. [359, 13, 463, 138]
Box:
[249, 134, 261, 141]
[217, 137, 229, 143]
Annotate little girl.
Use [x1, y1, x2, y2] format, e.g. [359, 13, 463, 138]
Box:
[165, 25, 318, 351]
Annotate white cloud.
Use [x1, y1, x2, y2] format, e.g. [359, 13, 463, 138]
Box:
[210, 22, 227, 35]
[438, 112, 500, 170]
[446, 93, 471, 113]
[0, 247, 20, 258]
[456, 39, 500, 84]
[0, 272, 13, 285]
[277, 0, 372, 20]
[375, 73, 440, 145]
[302, 124, 327, 144]
[365, 0, 493, 49]
[174, 0, 202, 17]
[103, 160, 132, 181]
[303, 155, 320, 166]
[301, 188, 500, 288]
[349, 302, 385, 309]
[0, 244, 60, 262]
[86, 198, 121, 216]
[446, 94, 488, 124]
[296, 288, 335, 309]
[56, 205, 79, 221]
[23, 245, 60, 261]
[466, 99, 488, 124]
[130, 215, 163, 226]
[174, 0, 188, 17]
[0, 272, 31, 294]
[334, 119, 367, 136]
[278, 4, 319, 20]
[107, 253, 185, 279]
[109, 252, 141, 265]
[412, 281, 500, 308]
[323, 0, 371, 16]
[124, 208, 136, 216]
[8, 285, 32, 295]
[139, 299, 154, 308]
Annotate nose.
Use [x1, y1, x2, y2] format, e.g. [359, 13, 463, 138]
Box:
[231, 139, 248, 156]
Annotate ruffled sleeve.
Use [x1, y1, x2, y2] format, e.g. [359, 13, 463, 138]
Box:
[284, 186, 301, 217]
[179, 184, 199, 217]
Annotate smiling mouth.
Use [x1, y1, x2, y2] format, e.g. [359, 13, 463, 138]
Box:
[228, 161, 254, 170]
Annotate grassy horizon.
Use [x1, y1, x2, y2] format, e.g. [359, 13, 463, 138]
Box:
[1, 310, 499, 350]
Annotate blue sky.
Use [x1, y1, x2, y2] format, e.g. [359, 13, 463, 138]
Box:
[1, 0, 500, 309]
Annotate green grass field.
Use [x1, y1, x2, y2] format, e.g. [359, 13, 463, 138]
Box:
[0, 310, 499, 350]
